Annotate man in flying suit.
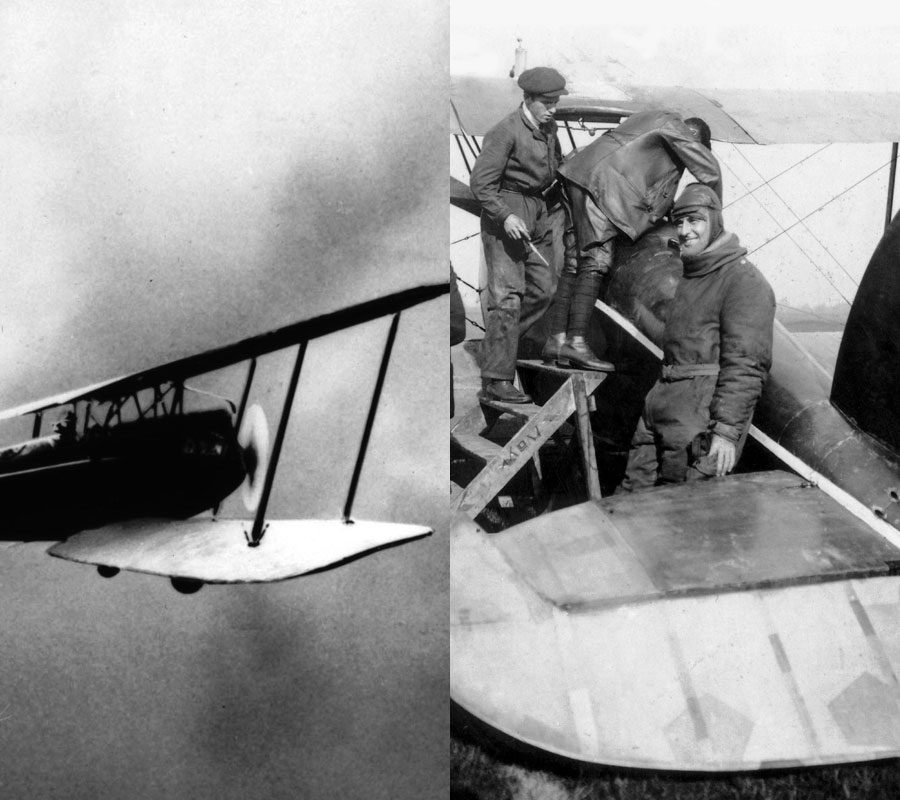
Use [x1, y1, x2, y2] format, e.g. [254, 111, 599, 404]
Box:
[469, 66, 568, 403]
[620, 183, 776, 490]
[545, 112, 723, 371]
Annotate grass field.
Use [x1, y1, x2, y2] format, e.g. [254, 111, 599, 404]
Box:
[451, 732, 900, 800]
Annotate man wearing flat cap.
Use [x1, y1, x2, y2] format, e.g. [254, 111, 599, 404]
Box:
[621, 183, 775, 491]
[469, 66, 568, 403]
[544, 111, 723, 372]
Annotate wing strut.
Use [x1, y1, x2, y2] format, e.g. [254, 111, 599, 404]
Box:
[885, 142, 898, 232]
[246, 343, 307, 546]
[233, 358, 257, 435]
[343, 312, 401, 523]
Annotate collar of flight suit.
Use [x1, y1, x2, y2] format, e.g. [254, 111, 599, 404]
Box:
[682, 231, 748, 278]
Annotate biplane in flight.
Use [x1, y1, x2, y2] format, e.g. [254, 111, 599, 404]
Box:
[449, 36, 900, 772]
[0, 282, 446, 594]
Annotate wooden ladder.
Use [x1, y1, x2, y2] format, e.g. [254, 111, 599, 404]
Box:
[450, 360, 610, 519]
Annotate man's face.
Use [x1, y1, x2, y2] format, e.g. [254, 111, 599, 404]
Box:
[525, 93, 559, 125]
[675, 210, 711, 258]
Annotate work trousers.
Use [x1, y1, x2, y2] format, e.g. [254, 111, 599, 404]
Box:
[480, 191, 563, 381]
[620, 374, 720, 492]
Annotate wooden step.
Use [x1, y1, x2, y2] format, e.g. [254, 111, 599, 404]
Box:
[517, 358, 615, 377]
[451, 432, 503, 464]
[479, 398, 542, 419]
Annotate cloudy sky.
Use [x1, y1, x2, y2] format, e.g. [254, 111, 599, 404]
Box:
[0, 3, 447, 799]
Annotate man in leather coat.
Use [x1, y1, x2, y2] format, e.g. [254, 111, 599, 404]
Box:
[546, 111, 722, 371]
[620, 183, 775, 490]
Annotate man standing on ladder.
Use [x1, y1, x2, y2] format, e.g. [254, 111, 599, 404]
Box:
[545, 112, 723, 370]
[469, 66, 569, 404]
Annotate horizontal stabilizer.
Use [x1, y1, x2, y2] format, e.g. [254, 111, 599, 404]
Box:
[48, 518, 431, 583]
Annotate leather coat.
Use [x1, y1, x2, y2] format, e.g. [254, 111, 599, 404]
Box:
[558, 110, 722, 241]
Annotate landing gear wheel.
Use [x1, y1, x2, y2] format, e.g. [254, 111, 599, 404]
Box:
[171, 577, 204, 594]
[97, 565, 120, 579]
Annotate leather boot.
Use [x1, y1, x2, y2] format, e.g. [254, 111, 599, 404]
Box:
[480, 380, 532, 404]
[558, 336, 614, 371]
[540, 333, 566, 365]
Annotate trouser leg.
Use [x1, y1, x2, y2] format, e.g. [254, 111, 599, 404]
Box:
[518, 202, 562, 337]
[546, 223, 578, 336]
[480, 222, 525, 382]
[565, 184, 618, 340]
[620, 413, 659, 492]
[650, 378, 716, 485]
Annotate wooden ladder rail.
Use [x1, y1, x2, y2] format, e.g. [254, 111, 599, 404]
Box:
[450, 362, 609, 519]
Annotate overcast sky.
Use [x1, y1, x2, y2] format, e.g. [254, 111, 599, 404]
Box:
[0, 4, 448, 799]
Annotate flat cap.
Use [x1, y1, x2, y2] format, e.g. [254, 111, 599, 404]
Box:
[517, 67, 568, 97]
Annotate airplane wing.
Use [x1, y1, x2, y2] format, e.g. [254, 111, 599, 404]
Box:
[49, 518, 430, 583]
[451, 74, 900, 144]
[2, 281, 447, 587]
[451, 75, 753, 142]
[451, 470, 900, 770]
[0, 282, 447, 423]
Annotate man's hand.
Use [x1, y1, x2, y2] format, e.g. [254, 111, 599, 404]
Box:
[708, 433, 737, 476]
[503, 214, 529, 240]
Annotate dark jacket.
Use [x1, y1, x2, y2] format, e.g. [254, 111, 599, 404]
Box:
[469, 106, 562, 226]
[558, 110, 722, 241]
[663, 232, 775, 442]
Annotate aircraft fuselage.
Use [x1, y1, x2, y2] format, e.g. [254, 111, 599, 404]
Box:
[0, 408, 246, 540]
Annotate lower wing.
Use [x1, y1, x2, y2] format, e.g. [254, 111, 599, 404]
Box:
[49, 517, 431, 584]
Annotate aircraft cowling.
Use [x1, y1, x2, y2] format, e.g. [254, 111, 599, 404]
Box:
[594, 224, 900, 531]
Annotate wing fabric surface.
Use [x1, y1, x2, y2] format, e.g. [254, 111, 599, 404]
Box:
[0, 281, 447, 422]
[451, 471, 900, 770]
[451, 74, 900, 143]
[48, 518, 431, 582]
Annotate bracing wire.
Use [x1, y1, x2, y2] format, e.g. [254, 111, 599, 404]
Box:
[451, 231, 481, 245]
[720, 156, 853, 305]
[723, 144, 832, 210]
[747, 157, 893, 261]
[729, 143, 859, 292]
[453, 135, 472, 175]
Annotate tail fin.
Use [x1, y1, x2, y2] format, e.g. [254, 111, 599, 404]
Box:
[831, 215, 900, 452]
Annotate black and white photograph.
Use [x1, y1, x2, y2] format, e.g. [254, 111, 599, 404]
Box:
[450, 3, 900, 797]
[0, 2, 447, 798]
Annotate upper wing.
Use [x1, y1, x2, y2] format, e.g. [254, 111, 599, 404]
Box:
[451, 74, 900, 144]
[0, 281, 447, 422]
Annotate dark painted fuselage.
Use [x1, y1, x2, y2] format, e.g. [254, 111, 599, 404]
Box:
[0, 408, 246, 540]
